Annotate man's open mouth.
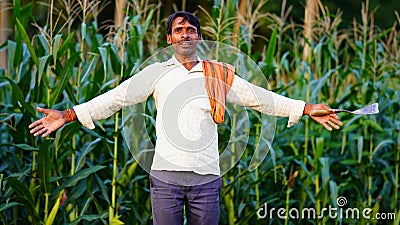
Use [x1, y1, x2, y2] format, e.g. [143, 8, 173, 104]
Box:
[178, 41, 192, 45]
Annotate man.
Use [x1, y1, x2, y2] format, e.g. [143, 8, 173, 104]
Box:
[29, 11, 342, 225]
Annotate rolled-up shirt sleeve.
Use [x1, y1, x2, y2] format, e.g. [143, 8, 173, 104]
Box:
[226, 75, 305, 127]
[73, 63, 163, 129]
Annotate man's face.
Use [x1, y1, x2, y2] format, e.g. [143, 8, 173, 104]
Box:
[167, 17, 202, 58]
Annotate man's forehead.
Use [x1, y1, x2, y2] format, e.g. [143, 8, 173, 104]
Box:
[172, 17, 196, 28]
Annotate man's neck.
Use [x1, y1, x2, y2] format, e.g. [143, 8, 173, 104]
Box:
[175, 54, 199, 71]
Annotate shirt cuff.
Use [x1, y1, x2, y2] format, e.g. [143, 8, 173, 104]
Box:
[73, 104, 95, 129]
[287, 100, 306, 128]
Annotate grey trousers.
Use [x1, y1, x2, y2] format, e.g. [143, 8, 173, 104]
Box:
[149, 170, 222, 225]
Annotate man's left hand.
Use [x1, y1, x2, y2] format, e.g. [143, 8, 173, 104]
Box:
[303, 103, 343, 131]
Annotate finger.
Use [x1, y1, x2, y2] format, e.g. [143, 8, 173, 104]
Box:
[322, 122, 333, 131]
[30, 124, 44, 134]
[321, 104, 333, 112]
[42, 129, 52, 138]
[37, 107, 50, 114]
[332, 119, 343, 127]
[29, 119, 42, 128]
[327, 120, 340, 130]
[34, 127, 47, 137]
[329, 113, 339, 120]
[35, 124, 45, 132]
[329, 116, 343, 126]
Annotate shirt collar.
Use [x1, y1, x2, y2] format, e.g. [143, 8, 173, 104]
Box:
[164, 55, 203, 71]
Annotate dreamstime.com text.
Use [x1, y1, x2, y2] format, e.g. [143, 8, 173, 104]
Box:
[257, 197, 396, 220]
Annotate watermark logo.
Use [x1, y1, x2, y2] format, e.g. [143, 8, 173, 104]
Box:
[336, 196, 347, 207]
[257, 196, 396, 221]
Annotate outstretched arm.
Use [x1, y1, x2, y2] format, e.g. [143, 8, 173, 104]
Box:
[303, 103, 343, 131]
[227, 76, 343, 131]
[29, 107, 76, 137]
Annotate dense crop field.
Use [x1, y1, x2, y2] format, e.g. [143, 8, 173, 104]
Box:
[0, 0, 399, 224]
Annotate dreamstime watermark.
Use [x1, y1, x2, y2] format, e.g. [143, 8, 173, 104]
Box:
[257, 196, 396, 221]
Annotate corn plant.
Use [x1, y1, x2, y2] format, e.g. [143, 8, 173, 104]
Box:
[0, 0, 399, 225]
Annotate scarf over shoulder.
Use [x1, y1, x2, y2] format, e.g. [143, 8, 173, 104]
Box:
[202, 60, 235, 124]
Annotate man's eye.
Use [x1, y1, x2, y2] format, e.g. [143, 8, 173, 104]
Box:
[188, 29, 197, 34]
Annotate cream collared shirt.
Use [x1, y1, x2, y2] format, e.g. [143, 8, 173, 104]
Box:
[73, 56, 305, 175]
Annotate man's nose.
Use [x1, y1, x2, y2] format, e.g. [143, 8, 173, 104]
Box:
[181, 29, 189, 38]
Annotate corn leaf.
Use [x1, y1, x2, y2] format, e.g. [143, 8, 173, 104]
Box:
[45, 190, 65, 225]
[6, 178, 40, 224]
[55, 165, 106, 191]
[48, 53, 79, 107]
[38, 139, 51, 194]
[15, 18, 39, 67]
[0, 76, 35, 117]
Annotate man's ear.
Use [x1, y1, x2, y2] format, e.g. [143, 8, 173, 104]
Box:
[167, 34, 172, 44]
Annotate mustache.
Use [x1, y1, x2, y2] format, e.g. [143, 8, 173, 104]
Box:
[178, 39, 192, 43]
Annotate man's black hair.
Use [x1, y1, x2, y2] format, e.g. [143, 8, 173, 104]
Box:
[166, 11, 201, 36]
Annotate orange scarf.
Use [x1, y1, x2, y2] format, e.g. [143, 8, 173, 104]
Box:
[202, 60, 235, 124]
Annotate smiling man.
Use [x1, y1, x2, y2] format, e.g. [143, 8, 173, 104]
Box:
[29, 11, 342, 225]
[167, 15, 200, 68]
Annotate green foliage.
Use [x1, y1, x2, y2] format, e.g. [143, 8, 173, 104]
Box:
[0, 0, 399, 224]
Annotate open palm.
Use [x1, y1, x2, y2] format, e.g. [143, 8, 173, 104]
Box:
[29, 107, 67, 137]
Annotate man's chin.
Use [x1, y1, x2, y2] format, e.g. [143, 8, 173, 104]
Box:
[174, 47, 197, 56]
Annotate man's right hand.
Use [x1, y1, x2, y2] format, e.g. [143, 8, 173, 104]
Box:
[29, 107, 70, 137]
